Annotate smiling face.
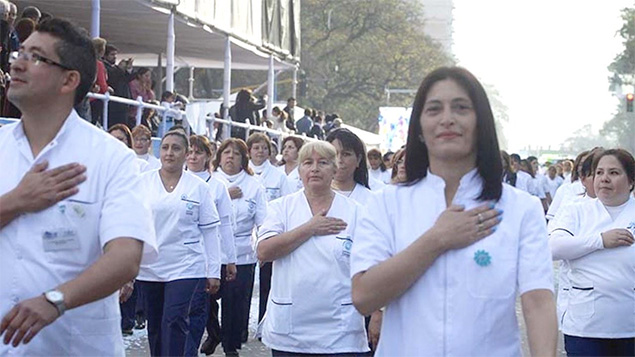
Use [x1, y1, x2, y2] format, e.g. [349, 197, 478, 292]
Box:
[331, 139, 360, 183]
[160, 134, 188, 172]
[420, 79, 477, 167]
[593, 155, 632, 206]
[133, 134, 151, 155]
[249, 141, 270, 166]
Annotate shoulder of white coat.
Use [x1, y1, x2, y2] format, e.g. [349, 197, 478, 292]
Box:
[501, 183, 543, 212]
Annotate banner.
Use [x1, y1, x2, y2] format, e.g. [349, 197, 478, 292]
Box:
[378, 107, 412, 152]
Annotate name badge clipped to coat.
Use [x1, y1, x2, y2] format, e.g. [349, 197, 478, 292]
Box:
[42, 228, 80, 252]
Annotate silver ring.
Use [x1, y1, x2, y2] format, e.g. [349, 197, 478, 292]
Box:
[477, 213, 484, 224]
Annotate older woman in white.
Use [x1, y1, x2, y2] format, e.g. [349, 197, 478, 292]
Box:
[257, 141, 370, 356]
[212, 138, 267, 356]
[137, 131, 221, 357]
[550, 148, 635, 356]
[351, 67, 557, 357]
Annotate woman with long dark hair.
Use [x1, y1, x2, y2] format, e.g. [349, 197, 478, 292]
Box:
[351, 67, 557, 356]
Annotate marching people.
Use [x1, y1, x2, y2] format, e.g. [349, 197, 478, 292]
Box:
[132, 124, 161, 171]
[549, 149, 635, 356]
[325, 128, 373, 204]
[184, 134, 238, 356]
[367, 148, 391, 184]
[257, 141, 370, 356]
[0, 18, 156, 355]
[213, 138, 267, 356]
[350, 67, 557, 356]
[136, 131, 222, 357]
[390, 148, 407, 184]
[278, 136, 305, 192]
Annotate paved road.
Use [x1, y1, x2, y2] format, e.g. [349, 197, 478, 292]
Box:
[126, 265, 566, 357]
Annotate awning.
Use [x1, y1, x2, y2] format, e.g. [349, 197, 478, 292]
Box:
[13, 0, 297, 70]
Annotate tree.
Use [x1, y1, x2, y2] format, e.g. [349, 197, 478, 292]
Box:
[299, 0, 453, 131]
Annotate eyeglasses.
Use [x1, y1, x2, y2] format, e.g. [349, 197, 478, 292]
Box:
[134, 137, 150, 143]
[9, 51, 73, 71]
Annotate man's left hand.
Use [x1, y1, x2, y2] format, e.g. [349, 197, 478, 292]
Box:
[0, 295, 59, 347]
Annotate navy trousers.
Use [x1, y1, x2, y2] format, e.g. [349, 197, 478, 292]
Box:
[138, 278, 209, 357]
[564, 334, 635, 356]
[119, 284, 137, 331]
[221, 263, 255, 353]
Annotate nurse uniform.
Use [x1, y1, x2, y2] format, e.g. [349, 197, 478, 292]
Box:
[257, 190, 370, 354]
[351, 169, 554, 356]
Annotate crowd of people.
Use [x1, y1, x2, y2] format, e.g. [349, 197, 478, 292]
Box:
[1, 16, 634, 357]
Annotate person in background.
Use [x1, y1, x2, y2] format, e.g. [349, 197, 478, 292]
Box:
[212, 138, 267, 356]
[309, 113, 325, 140]
[132, 125, 160, 171]
[390, 148, 407, 184]
[270, 141, 280, 166]
[295, 107, 313, 136]
[229, 89, 266, 140]
[103, 44, 132, 128]
[20, 6, 40, 23]
[128, 67, 155, 127]
[90, 37, 108, 126]
[367, 148, 391, 184]
[278, 136, 305, 192]
[282, 97, 296, 121]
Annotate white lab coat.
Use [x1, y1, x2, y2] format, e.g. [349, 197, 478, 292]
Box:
[549, 197, 635, 338]
[546, 180, 585, 221]
[279, 164, 303, 192]
[191, 170, 237, 264]
[0, 111, 157, 356]
[250, 160, 294, 201]
[351, 169, 554, 356]
[215, 169, 267, 265]
[369, 168, 391, 184]
[137, 153, 161, 171]
[257, 190, 369, 353]
[335, 183, 373, 206]
[138, 170, 221, 281]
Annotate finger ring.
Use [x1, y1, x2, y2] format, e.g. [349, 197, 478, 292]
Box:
[478, 222, 484, 231]
[477, 213, 484, 224]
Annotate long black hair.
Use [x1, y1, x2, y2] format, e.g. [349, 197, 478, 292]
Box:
[404, 67, 503, 201]
[326, 128, 370, 189]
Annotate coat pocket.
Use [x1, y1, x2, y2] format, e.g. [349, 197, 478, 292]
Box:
[337, 300, 365, 333]
[268, 297, 293, 334]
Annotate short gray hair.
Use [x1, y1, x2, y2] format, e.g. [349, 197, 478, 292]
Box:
[298, 141, 337, 170]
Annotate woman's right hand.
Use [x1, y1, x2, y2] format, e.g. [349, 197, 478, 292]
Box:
[228, 186, 243, 199]
[429, 203, 502, 251]
[306, 208, 347, 236]
[601, 229, 634, 248]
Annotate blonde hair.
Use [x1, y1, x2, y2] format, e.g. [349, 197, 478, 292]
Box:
[92, 37, 107, 57]
[298, 141, 337, 169]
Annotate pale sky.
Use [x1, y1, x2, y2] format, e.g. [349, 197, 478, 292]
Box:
[452, 0, 633, 152]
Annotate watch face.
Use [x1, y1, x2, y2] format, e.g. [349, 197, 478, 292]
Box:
[47, 290, 63, 302]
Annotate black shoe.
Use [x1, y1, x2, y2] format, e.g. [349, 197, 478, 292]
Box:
[200, 338, 220, 356]
[122, 328, 133, 336]
[134, 317, 146, 330]
[225, 352, 239, 357]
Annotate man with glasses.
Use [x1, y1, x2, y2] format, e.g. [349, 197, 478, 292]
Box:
[132, 124, 160, 171]
[0, 18, 156, 355]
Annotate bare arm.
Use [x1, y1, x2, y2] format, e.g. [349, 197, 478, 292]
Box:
[521, 289, 557, 357]
[0, 237, 142, 346]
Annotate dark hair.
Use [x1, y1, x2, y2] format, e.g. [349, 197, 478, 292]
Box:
[105, 44, 118, 56]
[404, 67, 503, 201]
[287, 97, 296, 102]
[509, 153, 521, 163]
[527, 156, 538, 163]
[161, 130, 189, 149]
[168, 125, 186, 134]
[160, 91, 174, 102]
[134, 67, 151, 80]
[279, 136, 305, 165]
[108, 123, 132, 148]
[519, 159, 534, 178]
[367, 148, 387, 172]
[189, 134, 214, 170]
[213, 138, 253, 175]
[390, 148, 406, 183]
[304, 108, 312, 116]
[15, 18, 36, 43]
[326, 128, 370, 188]
[592, 148, 635, 192]
[21, 6, 41, 21]
[236, 89, 252, 104]
[580, 147, 604, 179]
[572, 150, 591, 182]
[36, 18, 96, 106]
[246, 132, 272, 156]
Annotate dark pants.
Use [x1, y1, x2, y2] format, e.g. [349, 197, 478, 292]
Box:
[222, 263, 255, 353]
[259, 262, 272, 323]
[272, 350, 371, 357]
[564, 335, 635, 356]
[204, 265, 227, 347]
[138, 278, 209, 357]
[120, 284, 138, 331]
[135, 281, 145, 323]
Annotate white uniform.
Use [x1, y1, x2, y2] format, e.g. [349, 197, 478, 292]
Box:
[138, 170, 221, 281]
[279, 165, 303, 192]
[546, 180, 585, 221]
[215, 169, 267, 265]
[368, 177, 386, 191]
[250, 160, 293, 201]
[257, 191, 369, 354]
[549, 197, 635, 338]
[0, 111, 157, 356]
[351, 169, 554, 356]
[191, 170, 237, 265]
[137, 153, 161, 172]
[369, 168, 391, 184]
[545, 175, 564, 200]
[514, 170, 531, 193]
[548, 194, 592, 328]
[335, 183, 373, 206]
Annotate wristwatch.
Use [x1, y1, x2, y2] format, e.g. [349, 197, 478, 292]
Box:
[44, 290, 66, 316]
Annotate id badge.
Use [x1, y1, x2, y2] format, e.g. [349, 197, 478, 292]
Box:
[42, 228, 80, 252]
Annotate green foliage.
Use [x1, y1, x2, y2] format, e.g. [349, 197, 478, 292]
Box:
[299, 0, 453, 131]
[608, 6, 635, 90]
